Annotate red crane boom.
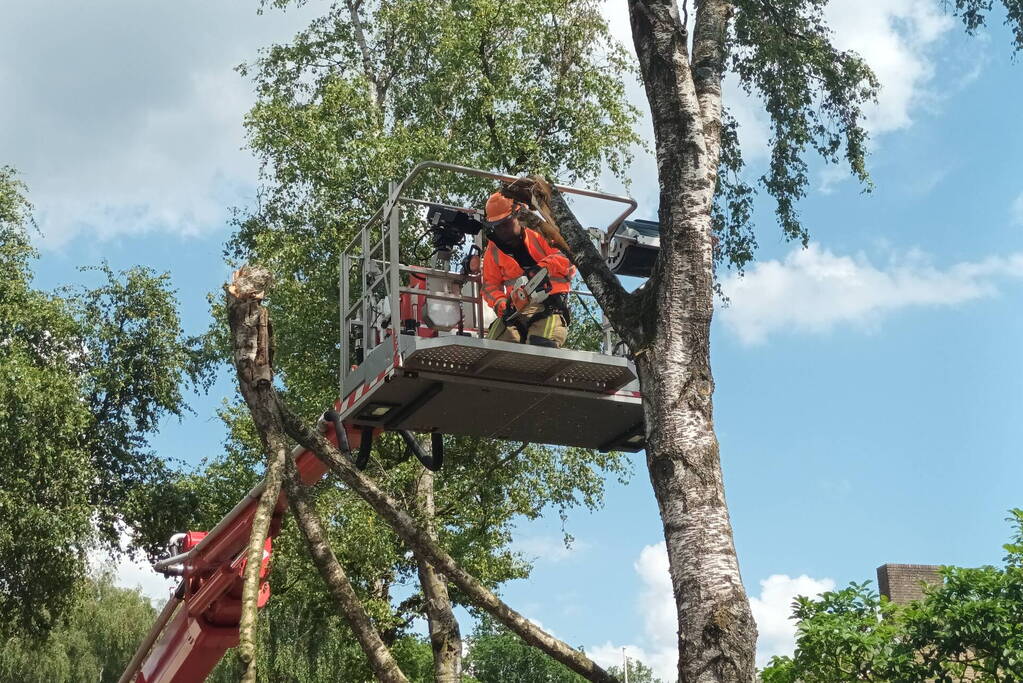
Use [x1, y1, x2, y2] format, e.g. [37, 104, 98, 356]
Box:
[117, 419, 354, 683]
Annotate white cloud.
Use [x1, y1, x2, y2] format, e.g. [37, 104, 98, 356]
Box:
[1012, 192, 1023, 226]
[0, 1, 316, 247]
[719, 244, 1023, 345]
[588, 543, 836, 680]
[749, 574, 835, 667]
[588, 542, 678, 681]
[825, 0, 954, 135]
[89, 541, 177, 605]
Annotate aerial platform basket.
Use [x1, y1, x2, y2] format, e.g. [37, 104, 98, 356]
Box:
[338, 161, 648, 453]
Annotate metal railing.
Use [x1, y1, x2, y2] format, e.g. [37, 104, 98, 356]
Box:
[339, 162, 637, 391]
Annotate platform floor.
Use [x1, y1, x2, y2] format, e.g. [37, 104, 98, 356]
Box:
[339, 336, 645, 451]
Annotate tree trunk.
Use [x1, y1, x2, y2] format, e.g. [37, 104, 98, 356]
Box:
[283, 451, 409, 683]
[227, 266, 408, 683]
[225, 267, 287, 682]
[625, 0, 757, 678]
[545, 62, 757, 678]
[412, 468, 462, 682]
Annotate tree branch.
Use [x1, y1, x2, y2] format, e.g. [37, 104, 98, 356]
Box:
[543, 186, 640, 348]
[275, 403, 619, 683]
[225, 266, 287, 682]
[691, 0, 732, 163]
[283, 451, 409, 683]
[412, 467, 462, 682]
[344, 0, 385, 111]
[477, 32, 510, 171]
[435, 442, 528, 518]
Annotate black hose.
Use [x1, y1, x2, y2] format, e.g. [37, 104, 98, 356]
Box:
[323, 411, 370, 470]
[358, 426, 373, 470]
[398, 430, 444, 471]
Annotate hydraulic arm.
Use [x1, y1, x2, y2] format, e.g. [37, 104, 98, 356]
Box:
[118, 418, 358, 683]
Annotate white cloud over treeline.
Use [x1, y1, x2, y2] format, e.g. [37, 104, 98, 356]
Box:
[588, 542, 834, 681]
[719, 244, 1023, 345]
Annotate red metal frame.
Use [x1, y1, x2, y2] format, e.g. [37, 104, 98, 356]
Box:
[120, 417, 356, 683]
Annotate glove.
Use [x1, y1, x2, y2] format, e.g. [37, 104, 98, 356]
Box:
[494, 298, 509, 318]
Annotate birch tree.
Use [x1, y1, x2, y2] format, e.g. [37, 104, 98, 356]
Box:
[535, 1, 1023, 680]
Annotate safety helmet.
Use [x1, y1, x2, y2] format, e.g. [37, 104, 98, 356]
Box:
[485, 191, 520, 224]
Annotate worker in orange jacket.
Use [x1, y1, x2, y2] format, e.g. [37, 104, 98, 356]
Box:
[481, 191, 575, 347]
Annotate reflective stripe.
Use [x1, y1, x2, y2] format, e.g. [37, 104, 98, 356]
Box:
[549, 276, 571, 283]
[482, 245, 506, 306]
[525, 230, 543, 255]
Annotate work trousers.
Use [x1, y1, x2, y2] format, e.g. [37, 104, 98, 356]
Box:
[487, 302, 568, 348]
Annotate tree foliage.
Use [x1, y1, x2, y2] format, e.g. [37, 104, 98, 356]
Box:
[0, 571, 158, 683]
[761, 510, 1023, 682]
[464, 619, 588, 682]
[462, 619, 661, 683]
[206, 580, 436, 683]
[66, 263, 214, 553]
[712, 0, 1023, 274]
[0, 167, 208, 637]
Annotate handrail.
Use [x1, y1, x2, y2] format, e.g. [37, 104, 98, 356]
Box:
[343, 160, 638, 252]
[340, 162, 636, 383]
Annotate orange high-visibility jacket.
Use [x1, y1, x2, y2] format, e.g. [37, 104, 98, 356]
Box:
[481, 228, 575, 310]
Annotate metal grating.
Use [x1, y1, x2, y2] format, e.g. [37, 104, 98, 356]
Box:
[402, 338, 638, 395]
[412, 344, 489, 370]
[551, 361, 631, 389]
[485, 352, 561, 377]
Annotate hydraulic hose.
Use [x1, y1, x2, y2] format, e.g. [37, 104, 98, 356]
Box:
[358, 426, 373, 470]
[398, 430, 444, 471]
[323, 411, 370, 470]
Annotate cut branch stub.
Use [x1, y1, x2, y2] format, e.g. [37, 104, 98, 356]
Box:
[226, 266, 275, 386]
[228, 265, 273, 301]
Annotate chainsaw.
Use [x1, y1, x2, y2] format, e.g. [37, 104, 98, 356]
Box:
[504, 267, 550, 323]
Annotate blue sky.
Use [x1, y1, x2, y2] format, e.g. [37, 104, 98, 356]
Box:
[5, 0, 1022, 679]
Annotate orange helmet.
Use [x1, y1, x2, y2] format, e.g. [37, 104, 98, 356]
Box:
[485, 191, 519, 223]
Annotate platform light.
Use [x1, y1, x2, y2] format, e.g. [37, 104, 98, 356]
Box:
[358, 403, 397, 420]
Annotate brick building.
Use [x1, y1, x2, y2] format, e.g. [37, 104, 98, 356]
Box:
[876, 563, 943, 604]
